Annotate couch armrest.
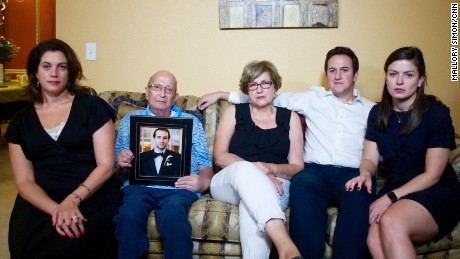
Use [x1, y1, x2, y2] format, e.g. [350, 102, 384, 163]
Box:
[449, 134, 460, 180]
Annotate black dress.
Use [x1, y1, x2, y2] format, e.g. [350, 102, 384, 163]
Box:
[366, 99, 460, 239]
[229, 103, 291, 163]
[6, 94, 122, 259]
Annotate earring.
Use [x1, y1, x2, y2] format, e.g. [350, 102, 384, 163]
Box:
[418, 83, 422, 87]
[36, 81, 40, 88]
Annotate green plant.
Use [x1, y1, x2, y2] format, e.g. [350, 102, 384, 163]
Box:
[0, 35, 20, 63]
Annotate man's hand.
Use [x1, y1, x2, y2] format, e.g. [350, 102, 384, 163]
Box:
[197, 91, 229, 110]
[118, 150, 134, 169]
[175, 165, 213, 192]
[175, 174, 204, 192]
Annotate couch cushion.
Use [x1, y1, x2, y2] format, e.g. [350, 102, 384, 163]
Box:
[415, 222, 460, 255]
[99, 91, 147, 110]
[147, 194, 240, 243]
[450, 134, 460, 180]
[115, 102, 145, 132]
[146, 194, 242, 256]
[113, 95, 147, 111]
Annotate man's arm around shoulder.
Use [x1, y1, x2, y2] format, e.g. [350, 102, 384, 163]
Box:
[273, 88, 318, 115]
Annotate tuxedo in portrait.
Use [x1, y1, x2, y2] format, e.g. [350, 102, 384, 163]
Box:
[140, 128, 181, 177]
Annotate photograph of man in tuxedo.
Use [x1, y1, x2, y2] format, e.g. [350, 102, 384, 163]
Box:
[140, 128, 181, 177]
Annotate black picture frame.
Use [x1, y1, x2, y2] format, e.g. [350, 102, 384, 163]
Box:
[129, 116, 193, 186]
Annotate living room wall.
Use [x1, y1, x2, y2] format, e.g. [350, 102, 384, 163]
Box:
[56, 0, 460, 131]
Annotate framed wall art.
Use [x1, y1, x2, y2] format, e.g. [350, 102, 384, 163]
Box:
[219, 0, 338, 29]
[129, 116, 193, 186]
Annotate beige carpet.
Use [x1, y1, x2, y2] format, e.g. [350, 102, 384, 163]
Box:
[0, 123, 16, 259]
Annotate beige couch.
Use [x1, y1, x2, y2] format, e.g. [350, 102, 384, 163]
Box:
[99, 91, 460, 259]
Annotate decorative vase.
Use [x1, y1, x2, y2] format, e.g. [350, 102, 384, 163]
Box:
[0, 63, 3, 84]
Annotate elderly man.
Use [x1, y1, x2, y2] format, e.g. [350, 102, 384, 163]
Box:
[198, 47, 375, 258]
[114, 71, 213, 259]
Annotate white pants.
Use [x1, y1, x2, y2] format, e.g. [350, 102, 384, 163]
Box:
[210, 161, 290, 259]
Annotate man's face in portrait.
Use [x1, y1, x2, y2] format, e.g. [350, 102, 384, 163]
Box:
[153, 130, 170, 151]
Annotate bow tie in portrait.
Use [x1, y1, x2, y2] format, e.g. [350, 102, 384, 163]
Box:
[153, 152, 164, 158]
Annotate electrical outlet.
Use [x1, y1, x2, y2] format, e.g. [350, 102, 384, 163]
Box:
[86, 43, 96, 60]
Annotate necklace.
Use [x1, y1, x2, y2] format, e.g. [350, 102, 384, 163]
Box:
[394, 111, 408, 123]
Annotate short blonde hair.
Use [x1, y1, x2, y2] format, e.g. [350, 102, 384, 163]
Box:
[239, 60, 282, 95]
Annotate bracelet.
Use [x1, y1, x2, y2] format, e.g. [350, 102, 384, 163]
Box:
[387, 191, 398, 204]
[71, 192, 82, 202]
[80, 183, 93, 198]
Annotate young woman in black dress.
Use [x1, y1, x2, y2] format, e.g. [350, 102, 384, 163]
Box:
[345, 47, 460, 258]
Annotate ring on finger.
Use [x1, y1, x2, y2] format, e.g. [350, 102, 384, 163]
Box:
[71, 215, 79, 221]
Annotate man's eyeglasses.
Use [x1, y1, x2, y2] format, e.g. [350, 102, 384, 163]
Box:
[148, 84, 176, 95]
[248, 81, 273, 91]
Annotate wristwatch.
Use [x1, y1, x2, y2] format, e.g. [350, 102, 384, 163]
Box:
[387, 191, 398, 204]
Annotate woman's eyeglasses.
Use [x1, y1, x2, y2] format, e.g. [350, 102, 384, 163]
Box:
[248, 81, 273, 91]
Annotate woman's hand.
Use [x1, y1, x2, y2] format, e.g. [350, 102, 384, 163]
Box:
[344, 172, 373, 194]
[52, 194, 87, 239]
[253, 161, 273, 175]
[368, 195, 392, 224]
[253, 161, 288, 195]
[267, 173, 284, 195]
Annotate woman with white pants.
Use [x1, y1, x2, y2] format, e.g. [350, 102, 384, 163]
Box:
[211, 162, 292, 258]
[205, 61, 304, 259]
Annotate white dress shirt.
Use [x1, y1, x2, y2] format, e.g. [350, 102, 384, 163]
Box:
[228, 86, 375, 168]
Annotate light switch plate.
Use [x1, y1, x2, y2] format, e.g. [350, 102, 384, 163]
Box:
[86, 42, 96, 60]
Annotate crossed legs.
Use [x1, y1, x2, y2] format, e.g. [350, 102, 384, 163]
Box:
[211, 161, 300, 259]
[367, 199, 438, 259]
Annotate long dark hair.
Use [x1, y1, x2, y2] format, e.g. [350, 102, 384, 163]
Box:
[25, 39, 89, 104]
[377, 47, 435, 134]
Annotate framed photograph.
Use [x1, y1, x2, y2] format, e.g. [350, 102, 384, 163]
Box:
[129, 116, 193, 186]
[219, 0, 338, 29]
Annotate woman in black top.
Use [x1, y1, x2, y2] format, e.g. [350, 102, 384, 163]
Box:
[6, 39, 122, 258]
[346, 47, 460, 258]
[210, 61, 304, 259]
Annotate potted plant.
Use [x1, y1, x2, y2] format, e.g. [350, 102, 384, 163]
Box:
[0, 35, 20, 84]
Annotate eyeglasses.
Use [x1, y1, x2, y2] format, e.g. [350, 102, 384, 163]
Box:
[148, 84, 176, 94]
[248, 81, 273, 91]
